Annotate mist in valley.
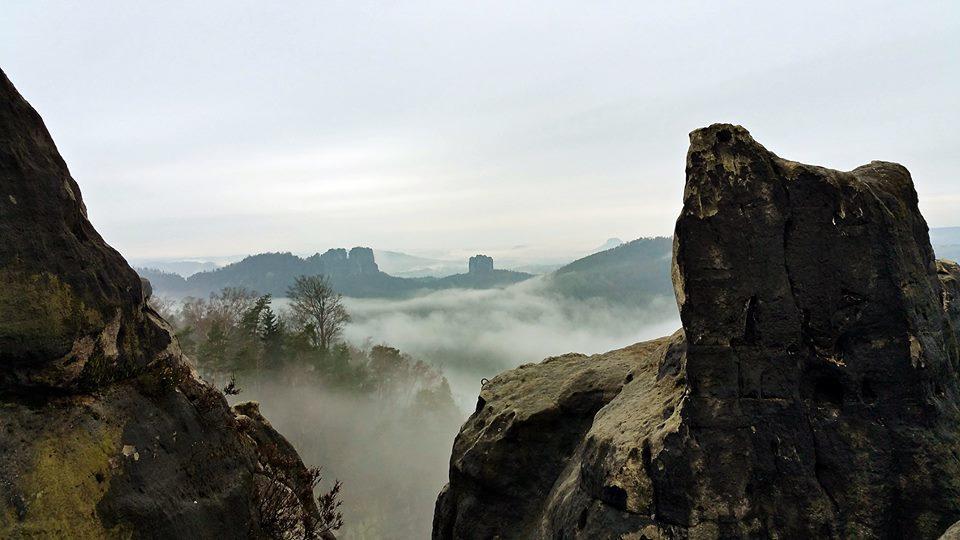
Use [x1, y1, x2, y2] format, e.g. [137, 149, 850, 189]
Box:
[341, 277, 680, 409]
[240, 378, 463, 540]
[155, 275, 679, 539]
[191, 277, 679, 539]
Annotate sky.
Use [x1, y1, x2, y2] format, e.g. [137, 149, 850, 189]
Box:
[3, 1, 958, 260]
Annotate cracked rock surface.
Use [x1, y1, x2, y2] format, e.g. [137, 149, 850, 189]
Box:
[433, 124, 960, 539]
[0, 69, 328, 538]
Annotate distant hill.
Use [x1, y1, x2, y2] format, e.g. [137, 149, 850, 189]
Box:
[128, 259, 220, 277]
[590, 237, 625, 253]
[508, 262, 565, 274]
[138, 248, 531, 299]
[931, 227, 960, 262]
[543, 237, 674, 305]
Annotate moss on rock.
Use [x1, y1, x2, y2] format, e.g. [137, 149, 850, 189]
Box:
[1, 422, 129, 539]
[0, 268, 103, 364]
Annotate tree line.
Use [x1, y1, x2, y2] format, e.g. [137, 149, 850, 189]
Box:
[150, 275, 455, 408]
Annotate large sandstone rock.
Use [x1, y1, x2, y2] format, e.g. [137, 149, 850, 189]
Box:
[0, 69, 330, 538]
[348, 246, 379, 275]
[468, 255, 494, 274]
[434, 124, 960, 539]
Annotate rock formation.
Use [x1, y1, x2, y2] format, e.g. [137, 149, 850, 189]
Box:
[347, 246, 379, 275]
[314, 247, 379, 276]
[318, 248, 351, 269]
[434, 124, 960, 539]
[0, 69, 331, 537]
[468, 255, 494, 275]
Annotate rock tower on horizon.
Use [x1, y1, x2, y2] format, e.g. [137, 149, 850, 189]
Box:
[468, 255, 494, 274]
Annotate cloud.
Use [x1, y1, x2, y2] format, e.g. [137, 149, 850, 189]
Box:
[7, 1, 957, 258]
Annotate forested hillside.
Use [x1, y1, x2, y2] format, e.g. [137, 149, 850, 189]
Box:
[139, 249, 531, 298]
[543, 236, 674, 304]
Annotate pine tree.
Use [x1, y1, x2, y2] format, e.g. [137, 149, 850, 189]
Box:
[259, 304, 286, 368]
[197, 320, 229, 381]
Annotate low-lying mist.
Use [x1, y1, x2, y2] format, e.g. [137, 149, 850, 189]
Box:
[342, 276, 680, 409]
[240, 379, 462, 540]
[162, 277, 680, 539]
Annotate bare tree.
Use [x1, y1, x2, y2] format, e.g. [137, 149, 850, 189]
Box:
[208, 286, 259, 327]
[287, 275, 350, 352]
[147, 294, 178, 321]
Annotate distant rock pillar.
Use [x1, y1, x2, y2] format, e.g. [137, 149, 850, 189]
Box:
[468, 255, 494, 274]
[348, 246, 379, 274]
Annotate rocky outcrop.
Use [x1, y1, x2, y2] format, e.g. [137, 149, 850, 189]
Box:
[433, 256, 530, 290]
[942, 520, 960, 540]
[433, 335, 684, 538]
[314, 247, 379, 276]
[434, 124, 960, 539]
[468, 255, 494, 274]
[347, 247, 379, 274]
[0, 69, 330, 538]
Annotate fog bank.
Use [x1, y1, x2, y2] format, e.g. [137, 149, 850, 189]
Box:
[342, 277, 680, 410]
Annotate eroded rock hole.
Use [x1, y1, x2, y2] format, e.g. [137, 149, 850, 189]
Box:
[641, 440, 653, 477]
[814, 376, 844, 407]
[661, 403, 675, 420]
[601, 485, 628, 511]
[716, 129, 733, 143]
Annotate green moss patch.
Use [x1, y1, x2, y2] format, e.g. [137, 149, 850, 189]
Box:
[1, 422, 130, 539]
[0, 268, 103, 361]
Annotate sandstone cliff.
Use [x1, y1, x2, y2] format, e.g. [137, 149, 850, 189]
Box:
[468, 255, 494, 274]
[0, 70, 331, 538]
[434, 124, 960, 539]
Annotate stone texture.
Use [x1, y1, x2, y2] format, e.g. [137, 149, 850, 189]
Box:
[468, 255, 494, 274]
[0, 69, 329, 538]
[941, 520, 960, 540]
[434, 335, 681, 539]
[348, 246, 379, 274]
[434, 124, 960, 539]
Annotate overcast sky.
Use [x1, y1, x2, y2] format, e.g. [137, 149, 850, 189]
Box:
[4, 1, 958, 260]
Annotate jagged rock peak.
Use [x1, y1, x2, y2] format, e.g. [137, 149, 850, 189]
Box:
[0, 68, 330, 538]
[468, 254, 494, 274]
[320, 248, 349, 261]
[348, 246, 378, 274]
[315, 246, 378, 275]
[433, 123, 960, 539]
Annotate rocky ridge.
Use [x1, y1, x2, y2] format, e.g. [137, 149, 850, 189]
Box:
[137, 249, 533, 299]
[433, 124, 960, 539]
[0, 69, 330, 538]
